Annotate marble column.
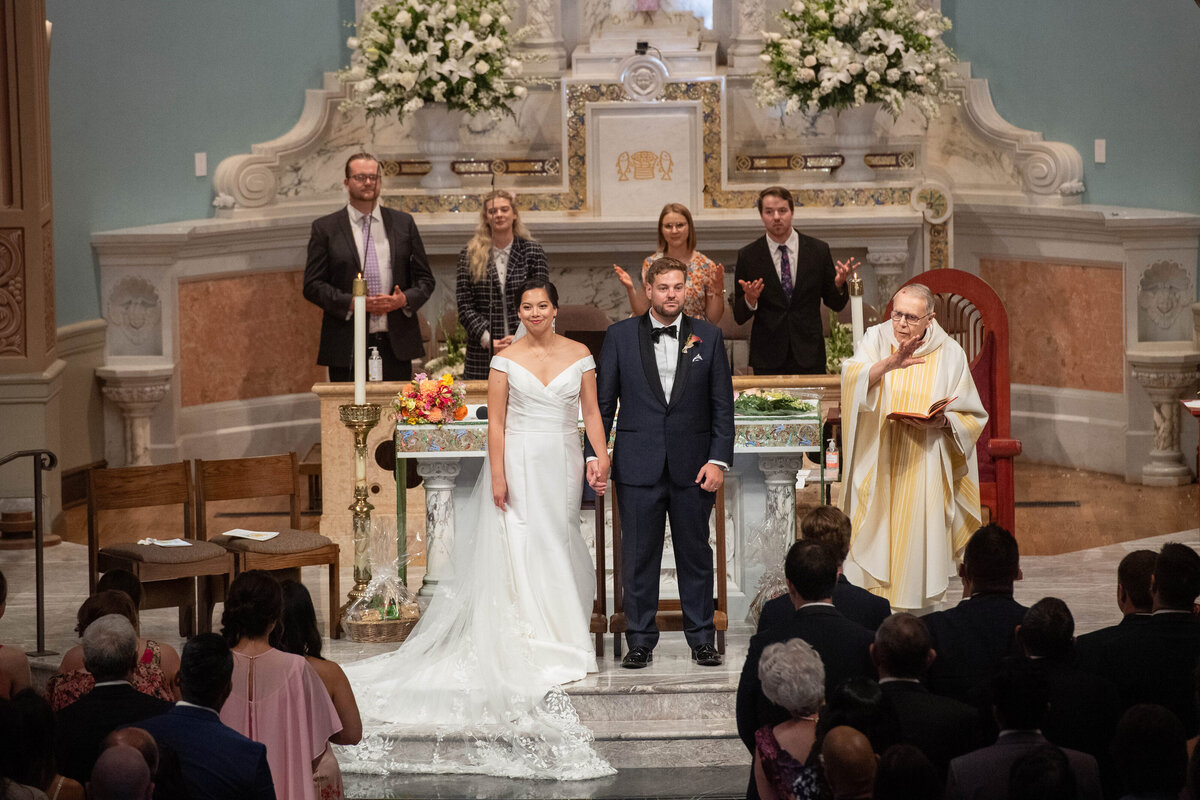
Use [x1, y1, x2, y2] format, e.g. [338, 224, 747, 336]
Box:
[417, 458, 462, 598]
[519, 0, 568, 75]
[757, 455, 804, 552]
[867, 248, 909, 305]
[1128, 346, 1200, 487]
[727, 0, 767, 74]
[96, 366, 173, 467]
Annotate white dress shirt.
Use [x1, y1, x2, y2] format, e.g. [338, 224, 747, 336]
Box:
[347, 203, 392, 333]
[650, 313, 680, 398]
[747, 229, 799, 312]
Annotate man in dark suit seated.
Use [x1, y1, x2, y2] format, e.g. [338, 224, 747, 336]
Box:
[137, 633, 275, 800]
[945, 662, 1102, 800]
[737, 540, 875, 754]
[758, 506, 891, 633]
[1013, 597, 1121, 773]
[922, 524, 1027, 705]
[1072, 548, 1156, 654]
[1075, 542, 1200, 736]
[1109, 704, 1187, 800]
[55, 614, 172, 782]
[871, 612, 984, 777]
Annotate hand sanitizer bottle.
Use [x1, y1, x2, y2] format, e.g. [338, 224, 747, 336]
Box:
[368, 346, 383, 382]
[824, 438, 839, 472]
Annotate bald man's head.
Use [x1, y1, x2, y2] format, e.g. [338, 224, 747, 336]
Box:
[822, 726, 877, 799]
[104, 727, 159, 776]
[89, 745, 153, 800]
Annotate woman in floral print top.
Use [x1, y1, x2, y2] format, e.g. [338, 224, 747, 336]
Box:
[613, 203, 725, 323]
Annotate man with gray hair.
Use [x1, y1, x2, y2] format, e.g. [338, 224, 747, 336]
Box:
[55, 614, 171, 782]
[838, 283, 988, 610]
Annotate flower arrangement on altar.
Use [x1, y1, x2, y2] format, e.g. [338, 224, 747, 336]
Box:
[734, 389, 815, 416]
[754, 0, 959, 118]
[393, 373, 469, 425]
[339, 0, 528, 123]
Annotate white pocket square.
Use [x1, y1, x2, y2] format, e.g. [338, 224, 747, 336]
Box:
[692, 354, 703, 362]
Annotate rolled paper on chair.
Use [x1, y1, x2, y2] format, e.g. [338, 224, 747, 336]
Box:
[849, 271, 864, 346]
[353, 273, 367, 405]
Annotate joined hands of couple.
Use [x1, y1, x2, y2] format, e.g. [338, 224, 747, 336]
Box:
[364, 285, 407, 314]
[736, 257, 860, 306]
[583, 460, 725, 494]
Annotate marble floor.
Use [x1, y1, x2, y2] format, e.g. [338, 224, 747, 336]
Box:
[0, 462, 1196, 799]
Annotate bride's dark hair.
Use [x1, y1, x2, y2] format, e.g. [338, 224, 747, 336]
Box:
[519, 279, 558, 308]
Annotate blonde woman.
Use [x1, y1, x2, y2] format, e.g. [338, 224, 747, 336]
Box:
[613, 203, 725, 323]
[455, 190, 550, 379]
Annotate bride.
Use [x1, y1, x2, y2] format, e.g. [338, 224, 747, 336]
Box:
[337, 279, 616, 780]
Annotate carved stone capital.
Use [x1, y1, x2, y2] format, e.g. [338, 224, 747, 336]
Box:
[1127, 346, 1200, 486]
[758, 456, 805, 483]
[96, 365, 174, 466]
[416, 458, 463, 487]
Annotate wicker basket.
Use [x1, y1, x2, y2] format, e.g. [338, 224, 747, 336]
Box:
[342, 616, 418, 643]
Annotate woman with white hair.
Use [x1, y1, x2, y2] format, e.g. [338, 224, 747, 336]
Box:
[455, 190, 550, 379]
[754, 639, 825, 800]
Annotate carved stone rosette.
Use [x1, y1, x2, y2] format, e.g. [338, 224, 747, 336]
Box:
[416, 458, 463, 597]
[1128, 348, 1200, 486]
[96, 366, 174, 467]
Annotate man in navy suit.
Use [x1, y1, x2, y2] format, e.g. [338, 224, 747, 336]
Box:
[587, 257, 735, 668]
[757, 505, 891, 633]
[732, 186, 857, 375]
[303, 151, 436, 381]
[136, 633, 274, 800]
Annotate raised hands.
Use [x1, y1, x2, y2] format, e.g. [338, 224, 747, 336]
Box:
[612, 264, 635, 291]
[834, 257, 861, 288]
[738, 277, 765, 307]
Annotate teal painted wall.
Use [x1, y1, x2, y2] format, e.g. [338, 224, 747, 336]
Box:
[46, 0, 355, 325]
[46, 1, 1200, 327]
[942, 0, 1200, 215]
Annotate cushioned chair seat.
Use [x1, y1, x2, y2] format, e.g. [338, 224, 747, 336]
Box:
[211, 529, 332, 555]
[101, 539, 229, 564]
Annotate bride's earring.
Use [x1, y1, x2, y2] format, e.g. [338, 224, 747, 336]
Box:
[552, 317, 557, 332]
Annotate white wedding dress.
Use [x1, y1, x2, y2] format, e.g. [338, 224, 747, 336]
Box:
[336, 355, 614, 780]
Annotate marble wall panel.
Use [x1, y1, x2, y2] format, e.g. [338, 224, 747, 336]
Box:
[178, 271, 324, 407]
[979, 258, 1123, 394]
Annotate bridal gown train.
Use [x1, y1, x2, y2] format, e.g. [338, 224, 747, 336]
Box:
[336, 355, 614, 780]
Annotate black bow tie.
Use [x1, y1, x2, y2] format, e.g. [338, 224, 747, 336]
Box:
[651, 325, 678, 342]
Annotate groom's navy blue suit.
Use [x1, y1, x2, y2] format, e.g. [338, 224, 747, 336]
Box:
[588, 312, 735, 649]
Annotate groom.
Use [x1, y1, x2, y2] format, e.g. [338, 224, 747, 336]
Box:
[587, 257, 735, 668]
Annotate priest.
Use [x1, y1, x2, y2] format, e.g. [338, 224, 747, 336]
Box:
[838, 283, 987, 610]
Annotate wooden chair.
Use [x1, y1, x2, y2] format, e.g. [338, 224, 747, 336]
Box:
[890, 269, 1023, 533]
[608, 486, 729, 657]
[583, 496, 608, 657]
[195, 452, 342, 638]
[88, 462, 233, 636]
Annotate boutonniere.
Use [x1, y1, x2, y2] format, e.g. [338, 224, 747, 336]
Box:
[682, 334, 702, 353]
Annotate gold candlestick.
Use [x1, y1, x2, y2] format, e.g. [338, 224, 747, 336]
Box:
[338, 402, 381, 618]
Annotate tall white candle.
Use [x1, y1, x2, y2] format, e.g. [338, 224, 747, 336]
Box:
[353, 273, 367, 405]
[848, 272, 865, 346]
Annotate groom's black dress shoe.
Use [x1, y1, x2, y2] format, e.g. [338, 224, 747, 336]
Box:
[621, 646, 654, 669]
[691, 643, 722, 666]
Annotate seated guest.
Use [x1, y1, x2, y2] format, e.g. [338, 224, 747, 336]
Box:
[758, 507, 891, 633]
[871, 613, 983, 776]
[96, 569, 143, 609]
[104, 727, 187, 800]
[752, 640, 824, 800]
[874, 745, 943, 800]
[0, 697, 51, 800]
[88, 746, 152, 800]
[822, 726, 877, 800]
[219, 571, 339, 800]
[137, 633, 274, 800]
[1076, 542, 1200, 736]
[47, 590, 179, 711]
[816, 677, 898, 756]
[738, 540, 875, 755]
[455, 189, 550, 379]
[1006, 746, 1076, 800]
[945, 663, 1101, 800]
[922, 524, 1027, 705]
[1013, 598, 1120, 769]
[275, 580, 361, 799]
[8, 689, 84, 800]
[1072, 548, 1155, 660]
[0, 570, 32, 700]
[612, 202, 725, 323]
[1109, 704, 1186, 800]
[54, 615, 171, 783]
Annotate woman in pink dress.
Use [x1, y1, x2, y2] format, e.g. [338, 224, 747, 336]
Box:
[220, 571, 340, 800]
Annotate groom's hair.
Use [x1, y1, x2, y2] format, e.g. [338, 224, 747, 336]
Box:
[785, 540, 838, 602]
[644, 257, 687, 287]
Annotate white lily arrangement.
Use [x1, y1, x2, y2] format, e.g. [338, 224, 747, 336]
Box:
[339, 0, 528, 123]
[754, 0, 958, 118]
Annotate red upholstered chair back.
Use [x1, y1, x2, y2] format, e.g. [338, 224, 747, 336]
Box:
[886, 270, 1022, 533]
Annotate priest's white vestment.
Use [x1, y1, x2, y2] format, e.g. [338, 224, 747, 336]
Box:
[838, 319, 987, 609]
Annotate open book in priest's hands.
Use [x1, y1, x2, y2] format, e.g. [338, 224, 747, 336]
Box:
[887, 395, 956, 422]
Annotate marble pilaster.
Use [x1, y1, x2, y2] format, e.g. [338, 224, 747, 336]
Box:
[757, 455, 804, 549]
[727, 0, 766, 73]
[520, 0, 568, 75]
[416, 458, 463, 598]
[866, 247, 910, 304]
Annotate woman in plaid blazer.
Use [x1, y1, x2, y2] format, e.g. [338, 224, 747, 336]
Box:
[455, 190, 551, 379]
